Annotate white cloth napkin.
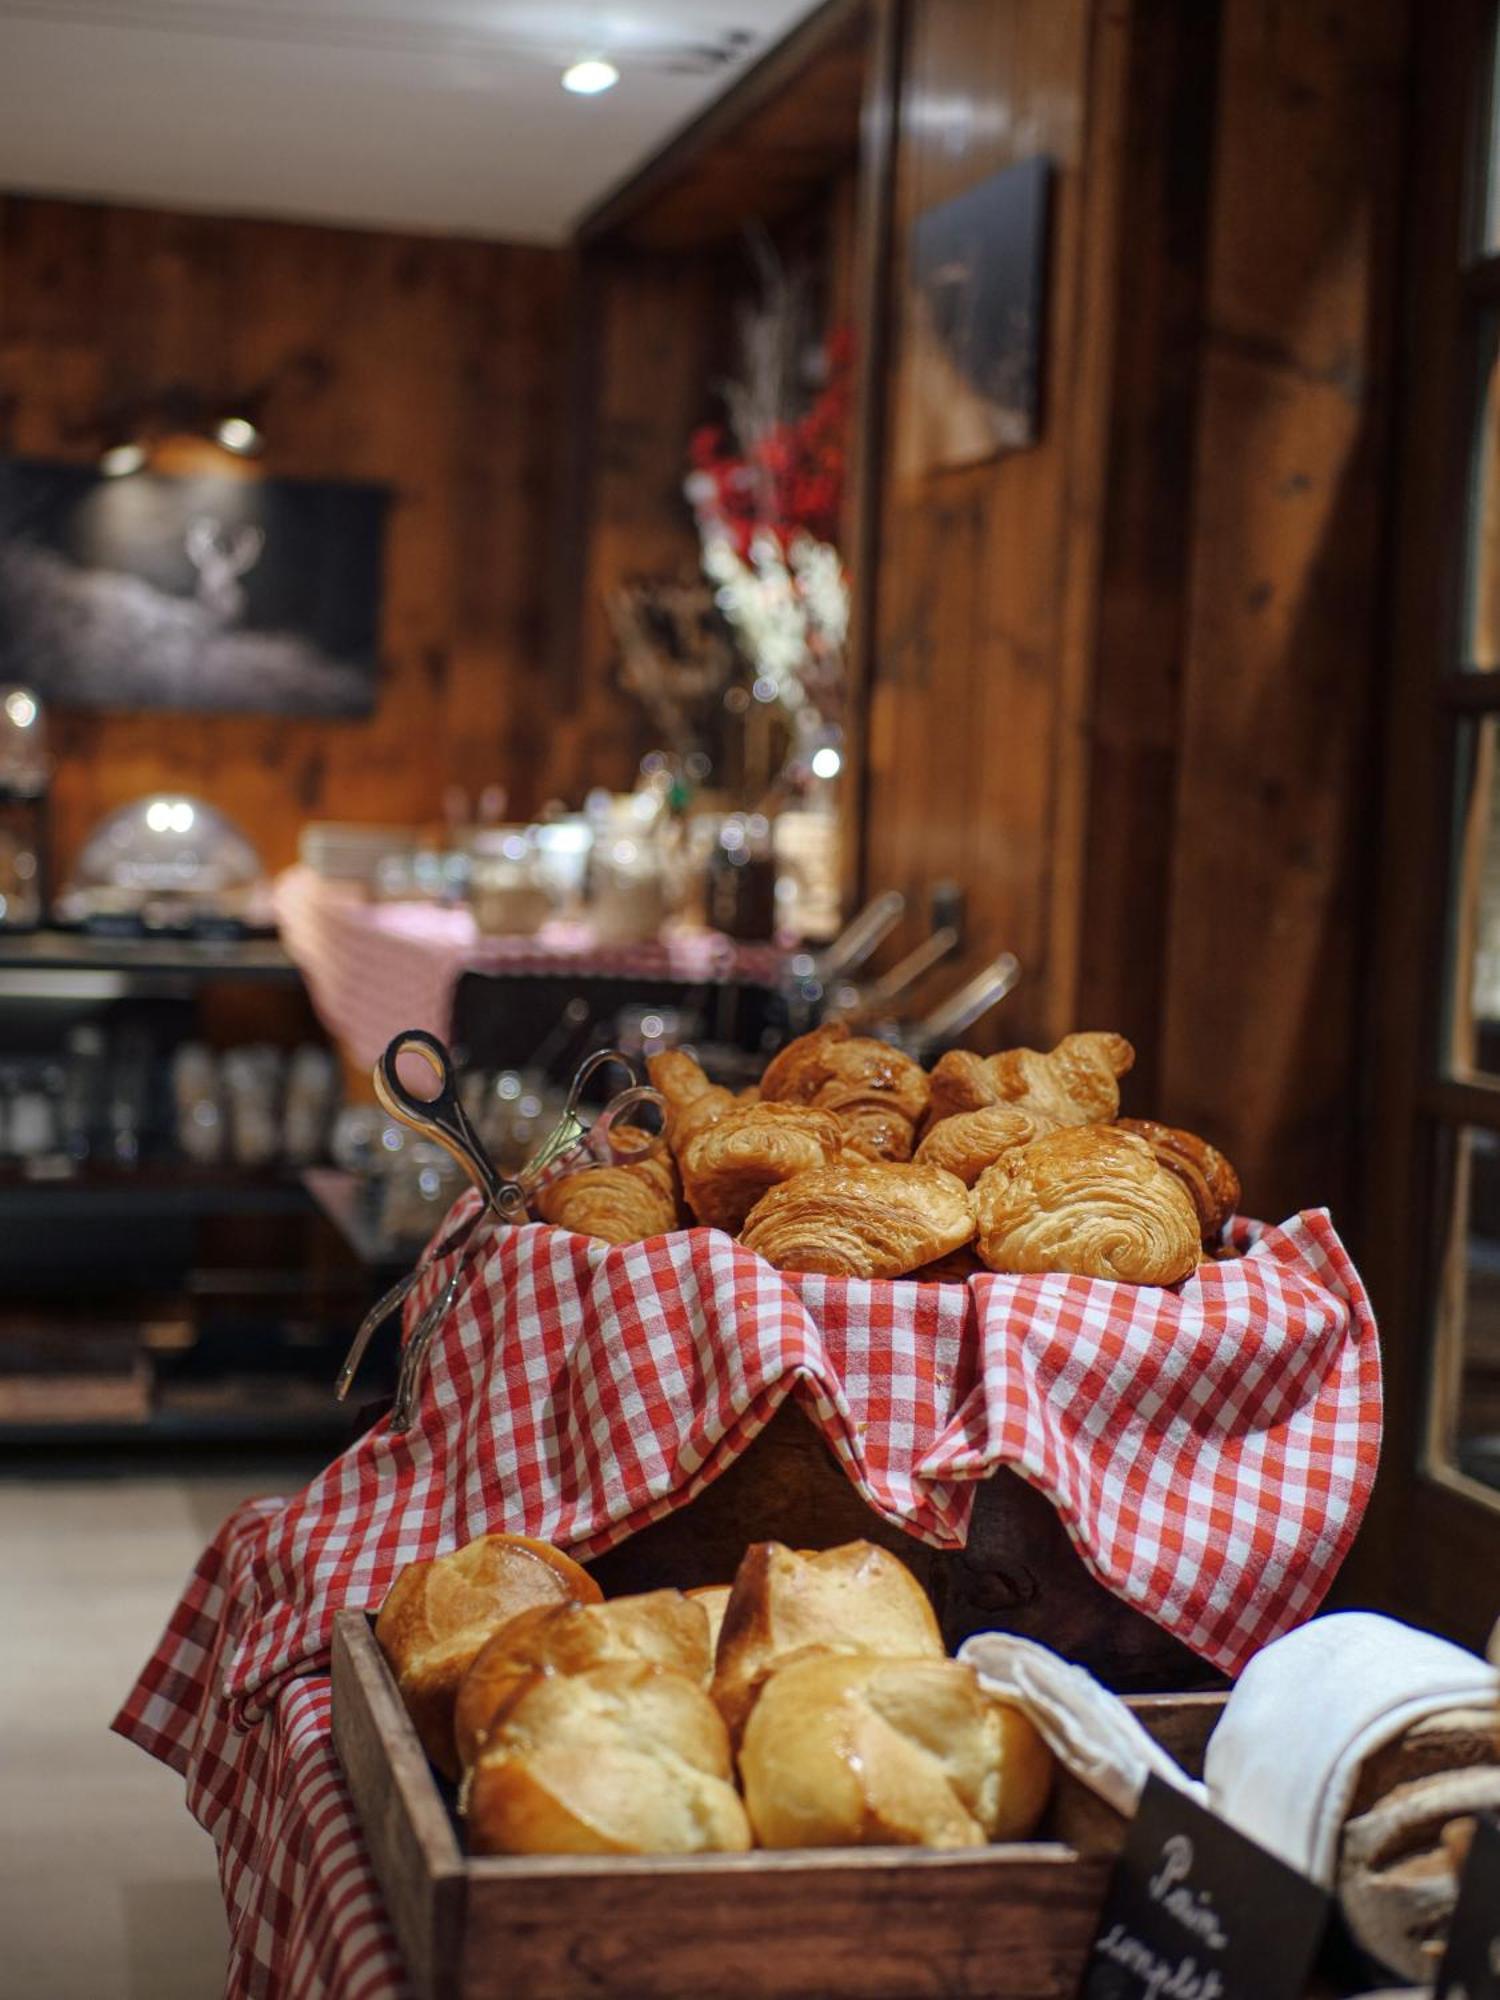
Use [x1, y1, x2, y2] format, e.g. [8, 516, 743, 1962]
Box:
[1202, 1611, 1500, 1887]
[960, 1611, 1500, 1890]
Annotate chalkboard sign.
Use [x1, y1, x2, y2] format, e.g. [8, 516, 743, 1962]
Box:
[1437, 1813, 1500, 2000]
[1078, 1775, 1330, 1999]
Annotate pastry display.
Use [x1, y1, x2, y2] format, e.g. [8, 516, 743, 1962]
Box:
[526, 1015, 1239, 1286]
[971, 1126, 1201, 1285]
[465, 1660, 753, 1856]
[453, 1588, 713, 1771]
[535, 1153, 680, 1245]
[375, 1532, 601, 1779]
[377, 1530, 1055, 1862]
[738, 1653, 1052, 1850]
[739, 1160, 975, 1279]
[711, 1539, 946, 1741]
[679, 1101, 845, 1234]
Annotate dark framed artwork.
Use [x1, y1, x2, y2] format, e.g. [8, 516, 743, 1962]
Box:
[0, 458, 390, 717]
[899, 155, 1053, 476]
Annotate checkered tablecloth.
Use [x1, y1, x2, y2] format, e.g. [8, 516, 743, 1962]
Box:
[273, 866, 785, 1072]
[116, 1207, 1380, 1998]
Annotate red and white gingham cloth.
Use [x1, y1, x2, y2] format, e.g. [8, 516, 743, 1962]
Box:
[273, 866, 784, 1071]
[116, 1206, 1380, 1998]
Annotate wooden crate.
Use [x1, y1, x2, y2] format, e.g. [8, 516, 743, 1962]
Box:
[331, 1610, 1225, 2000]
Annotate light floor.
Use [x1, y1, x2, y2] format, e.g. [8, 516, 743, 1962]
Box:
[0, 1461, 319, 2000]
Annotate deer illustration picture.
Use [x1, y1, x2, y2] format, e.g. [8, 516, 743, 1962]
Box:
[185, 516, 265, 625]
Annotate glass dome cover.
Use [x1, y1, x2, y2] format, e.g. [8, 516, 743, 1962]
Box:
[66, 795, 266, 901]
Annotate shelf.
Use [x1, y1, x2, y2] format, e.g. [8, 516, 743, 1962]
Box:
[0, 928, 300, 1000]
[0, 1163, 315, 1221]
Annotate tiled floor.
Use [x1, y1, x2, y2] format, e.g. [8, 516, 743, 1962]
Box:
[0, 1460, 318, 2000]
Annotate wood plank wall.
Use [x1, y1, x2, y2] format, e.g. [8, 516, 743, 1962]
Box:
[0, 196, 567, 877]
[858, 0, 1413, 1224]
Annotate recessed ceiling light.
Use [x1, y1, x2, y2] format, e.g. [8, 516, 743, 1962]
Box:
[562, 56, 619, 95]
[216, 415, 262, 455]
[100, 442, 147, 478]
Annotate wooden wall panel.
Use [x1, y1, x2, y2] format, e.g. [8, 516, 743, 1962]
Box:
[1154, 0, 1413, 1222]
[862, 0, 1097, 1047]
[0, 195, 567, 877]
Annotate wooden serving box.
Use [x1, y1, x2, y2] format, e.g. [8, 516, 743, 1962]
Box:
[331, 1611, 1225, 2000]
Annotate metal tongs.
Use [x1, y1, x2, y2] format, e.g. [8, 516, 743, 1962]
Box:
[335, 1030, 665, 1430]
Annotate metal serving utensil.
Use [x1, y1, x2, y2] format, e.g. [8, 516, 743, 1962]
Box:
[335, 1030, 664, 1427]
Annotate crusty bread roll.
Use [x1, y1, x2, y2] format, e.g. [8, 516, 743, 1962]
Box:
[376, 1533, 600, 1779]
[739, 1653, 1053, 1849]
[972, 1126, 1200, 1286]
[712, 1539, 944, 1742]
[686, 1582, 732, 1656]
[738, 1160, 974, 1278]
[465, 1660, 752, 1855]
[453, 1588, 712, 1772]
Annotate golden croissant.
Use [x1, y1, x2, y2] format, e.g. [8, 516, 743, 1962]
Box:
[534, 1153, 680, 1245]
[1115, 1118, 1241, 1244]
[914, 1103, 1056, 1186]
[972, 1126, 1199, 1284]
[926, 1032, 1132, 1131]
[739, 1161, 973, 1278]
[760, 1021, 930, 1161]
[648, 1049, 738, 1153]
[679, 1102, 845, 1234]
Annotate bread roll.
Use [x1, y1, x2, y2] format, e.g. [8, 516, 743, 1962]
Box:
[739, 1653, 1053, 1849]
[738, 1160, 973, 1278]
[712, 1539, 944, 1742]
[972, 1126, 1200, 1286]
[465, 1660, 752, 1856]
[376, 1532, 600, 1779]
[453, 1588, 712, 1771]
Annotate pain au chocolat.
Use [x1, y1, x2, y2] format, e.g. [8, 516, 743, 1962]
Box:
[972, 1125, 1200, 1286]
[759, 1020, 931, 1162]
[914, 1102, 1056, 1187]
[679, 1101, 846, 1234]
[739, 1159, 973, 1278]
[1115, 1117, 1241, 1244]
[534, 1153, 680, 1245]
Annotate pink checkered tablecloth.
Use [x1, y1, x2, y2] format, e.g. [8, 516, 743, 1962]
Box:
[273, 866, 785, 1072]
[116, 1207, 1381, 1999]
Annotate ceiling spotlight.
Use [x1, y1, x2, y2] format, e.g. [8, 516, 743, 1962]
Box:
[562, 56, 619, 95]
[100, 442, 147, 478]
[216, 415, 263, 456]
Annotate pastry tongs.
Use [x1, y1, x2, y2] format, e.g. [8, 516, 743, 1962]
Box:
[335, 1030, 664, 1429]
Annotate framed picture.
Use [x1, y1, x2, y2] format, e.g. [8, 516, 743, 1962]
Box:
[899, 155, 1053, 476]
[0, 458, 390, 717]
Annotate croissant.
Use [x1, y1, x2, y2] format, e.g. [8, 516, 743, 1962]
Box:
[972, 1126, 1199, 1285]
[925, 1032, 1132, 1133]
[1115, 1118, 1241, 1244]
[739, 1161, 974, 1278]
[914, 1104, 1056, 1187]
[679, 1102, 845, 1234]
[535, 1153, 680, 1245]
[647, 1050, 737, 1152]
[761, 1023, 931, 1161]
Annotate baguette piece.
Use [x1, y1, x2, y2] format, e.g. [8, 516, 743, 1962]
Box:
[465, 1660, 752, 1856]
[739, 1653, 1053, 1849]
[712, 1539, 944, 1743]
[375, 1533, 600, 1780]
[453, 1589, 712, 1772]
